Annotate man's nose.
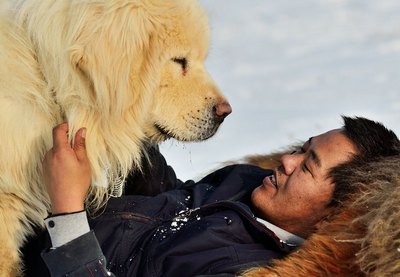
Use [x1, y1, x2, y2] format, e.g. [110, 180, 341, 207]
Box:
[280, 153, 303, 175]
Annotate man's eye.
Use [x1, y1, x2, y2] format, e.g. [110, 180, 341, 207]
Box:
[302, 162, 314, 177]
[291, 148, 305, 155]
[172, 57, 188, 71]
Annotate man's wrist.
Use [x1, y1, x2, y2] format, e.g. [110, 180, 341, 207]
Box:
[50, 199, 84, 214]
[46, 209, 85, 218]
[51, 206, 84, 215]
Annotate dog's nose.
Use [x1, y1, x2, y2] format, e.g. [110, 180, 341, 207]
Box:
[214, 101, 232, 119]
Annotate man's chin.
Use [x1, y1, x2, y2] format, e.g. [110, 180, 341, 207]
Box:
[250, 186, 271, 214]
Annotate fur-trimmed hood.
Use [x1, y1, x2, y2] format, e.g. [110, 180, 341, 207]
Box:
[242, 155, 400, 277]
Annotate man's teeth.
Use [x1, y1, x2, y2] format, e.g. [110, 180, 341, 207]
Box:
[269, 175, 277, 188]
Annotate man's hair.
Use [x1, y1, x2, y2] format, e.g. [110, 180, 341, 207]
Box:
[328, 116, 400, 206]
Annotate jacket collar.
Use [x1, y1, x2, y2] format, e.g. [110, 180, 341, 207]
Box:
[255, 217, 305, 246]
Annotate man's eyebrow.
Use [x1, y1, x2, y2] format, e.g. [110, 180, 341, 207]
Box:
[310, 149, 322, 168]
[308, 137, 322, 168]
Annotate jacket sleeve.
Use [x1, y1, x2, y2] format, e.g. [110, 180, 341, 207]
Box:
[41, 231, 115, 277]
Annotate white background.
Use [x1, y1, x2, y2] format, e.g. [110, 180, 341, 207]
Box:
[160, 0, 400, 181]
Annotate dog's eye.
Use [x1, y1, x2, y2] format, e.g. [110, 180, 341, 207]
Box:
[172, 57, 188, 71]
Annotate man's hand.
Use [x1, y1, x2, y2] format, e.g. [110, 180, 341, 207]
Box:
[43, 123, 91, 214]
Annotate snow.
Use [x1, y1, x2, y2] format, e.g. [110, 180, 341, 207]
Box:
[160, 0, 400, 181]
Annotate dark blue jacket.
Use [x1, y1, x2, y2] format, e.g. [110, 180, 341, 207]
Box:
[88, 164, 291, 277]
[24, 149, 294, 276]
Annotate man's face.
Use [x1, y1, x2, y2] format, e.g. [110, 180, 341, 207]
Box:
[251, 128, 357, 238]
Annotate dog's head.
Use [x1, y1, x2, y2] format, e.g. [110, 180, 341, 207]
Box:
[22, 0, 230, 144]
[18, 0, 230, 193]
[142, 0, 232, 142]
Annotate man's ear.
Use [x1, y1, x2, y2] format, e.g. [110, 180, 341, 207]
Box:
[315, 218, 329, 231]
[314, 208, 336, 231]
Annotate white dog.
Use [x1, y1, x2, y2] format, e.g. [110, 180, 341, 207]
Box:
[0, 0, 231, 275]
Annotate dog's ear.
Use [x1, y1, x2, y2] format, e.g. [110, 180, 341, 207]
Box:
[69, 6, 157, 118]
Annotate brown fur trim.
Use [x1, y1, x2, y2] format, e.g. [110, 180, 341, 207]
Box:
[242, 205, 364, 276]
[235, 144, 301, 170]
[351, 157, 400, 276]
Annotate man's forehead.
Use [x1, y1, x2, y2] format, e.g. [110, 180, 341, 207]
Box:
[316, 128, 344, 137]
[311, 129, 347, 145]
[307, 128, 356, 168]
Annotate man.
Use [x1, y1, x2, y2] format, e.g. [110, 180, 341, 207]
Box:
[26, 116, 399, 276]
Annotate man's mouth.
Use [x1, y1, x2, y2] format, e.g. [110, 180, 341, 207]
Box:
[268, 174, 278, 189]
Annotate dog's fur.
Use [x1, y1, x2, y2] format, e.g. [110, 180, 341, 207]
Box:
[240, 153, 400, 277]
[0, 0, 230, 275]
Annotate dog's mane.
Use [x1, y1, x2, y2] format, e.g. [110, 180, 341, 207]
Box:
[7, 0, 206, 211]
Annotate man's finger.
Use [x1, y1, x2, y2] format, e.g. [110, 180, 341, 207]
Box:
[52, 123, 69, 149]
[73, 127, 87, 161]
